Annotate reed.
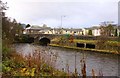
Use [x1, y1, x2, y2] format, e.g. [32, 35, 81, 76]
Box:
[2, 47, 68, 76]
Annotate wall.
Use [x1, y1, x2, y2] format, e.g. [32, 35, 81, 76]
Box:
[92, 29, 101, 36]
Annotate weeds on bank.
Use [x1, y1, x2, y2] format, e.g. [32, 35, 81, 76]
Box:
[2, 44, 104, 77]
[2, 48, 67, 76]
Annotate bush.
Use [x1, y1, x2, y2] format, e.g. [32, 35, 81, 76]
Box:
[14, 35, 34, 43]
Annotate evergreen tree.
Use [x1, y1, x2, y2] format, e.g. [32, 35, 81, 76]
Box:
[114, 29, 118, 36]
[88, 30, 92, 35]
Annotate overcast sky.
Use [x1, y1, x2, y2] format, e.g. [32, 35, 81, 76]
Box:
[3, 0, 119, 28]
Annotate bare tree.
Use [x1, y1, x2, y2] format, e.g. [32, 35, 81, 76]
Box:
[100, 21, 114, 37]
[96, 22, 114, 50]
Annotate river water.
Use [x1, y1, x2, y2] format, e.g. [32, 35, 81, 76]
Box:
[14, 43, 119, 76]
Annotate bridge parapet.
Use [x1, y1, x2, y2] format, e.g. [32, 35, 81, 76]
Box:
[24, 34, 119, 41]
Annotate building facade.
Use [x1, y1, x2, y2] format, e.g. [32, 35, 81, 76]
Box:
[23, 24, 120, 37]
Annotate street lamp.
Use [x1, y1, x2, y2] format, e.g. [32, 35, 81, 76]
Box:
[61, 15, 66, 27]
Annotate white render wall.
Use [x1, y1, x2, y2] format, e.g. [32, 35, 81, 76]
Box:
[92, 29, 101, 36]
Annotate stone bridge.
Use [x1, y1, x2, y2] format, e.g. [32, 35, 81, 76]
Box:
[28, 34, 95, 44]
[25, 34, 119, 45]
[28, 34, 61, 40]
[27, 34, 119, 40]
[27, 34, 63, 45]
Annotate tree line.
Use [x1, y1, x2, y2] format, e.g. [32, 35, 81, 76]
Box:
[1, 1, 23, 45]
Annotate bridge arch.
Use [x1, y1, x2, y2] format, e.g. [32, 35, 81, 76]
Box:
[39, 37, 50, 46]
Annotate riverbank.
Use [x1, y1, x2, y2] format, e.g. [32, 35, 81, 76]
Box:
[13, 43, 118, 76]
[49, 44, 119, 55]
[2, 44, 68, 76]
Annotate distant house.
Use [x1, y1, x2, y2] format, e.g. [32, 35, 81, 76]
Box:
[82, 26, 101, 36]
[107, 24, 119, 37]
[91, 26, 101, 36]
[23, 24, 120, 37]
[82, 28, 90, 36]
[70, 29, 83, 35]
[60, 28, 82, 35]
[96, 24, 119, 37]
[117, 25, 120, 36]
[91, 25, 119, 37]
[52, 28, 62, 34]
[51, 28, 82, 35]
[111, 24, 119, 36]
[23, 25, 52, 34]
[116, 26, 120, 37]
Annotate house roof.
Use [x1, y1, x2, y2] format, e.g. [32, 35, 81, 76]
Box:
[91, 26, 100, 29]
[26, 25, 52, 30]
[54, 28, 82, 31]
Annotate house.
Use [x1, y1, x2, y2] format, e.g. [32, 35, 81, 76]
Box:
[92, 24, 119, 37]
[47, 28, 82, 35]
[82, 28, 90, 36]
[69, 28, 82, 35]
[58, 28, 82, 35]
[82, 26, 101, 36]
[112, 24, 119, 36]
[91, 26, 101, 36]
[52, 28, 63, 34]
[117, 25, 120, 36]
[23, 25, 52, 34]
[23, 24, 119, 37]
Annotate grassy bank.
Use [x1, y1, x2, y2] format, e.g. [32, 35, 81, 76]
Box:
[74, 39, 120, 45]
[51, 37, 120, 54]
[49, 44, 119, 54]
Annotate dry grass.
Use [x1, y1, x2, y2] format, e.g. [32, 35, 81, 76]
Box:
[2, 48, 67, 76]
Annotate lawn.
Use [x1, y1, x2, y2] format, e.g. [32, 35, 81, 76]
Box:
[74, 39, 120, 46]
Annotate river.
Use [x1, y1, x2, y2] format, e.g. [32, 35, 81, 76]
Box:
[14, 43, 119, 76]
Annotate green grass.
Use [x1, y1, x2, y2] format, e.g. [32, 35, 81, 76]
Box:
[52, 37, 120, 45]
[74, 39, 120, 46]
[74, 39, 97, 44]
[51, 38, 120, 54]
[49, 44, 119, 54]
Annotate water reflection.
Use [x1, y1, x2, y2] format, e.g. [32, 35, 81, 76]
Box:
[14, 43, 118, 76]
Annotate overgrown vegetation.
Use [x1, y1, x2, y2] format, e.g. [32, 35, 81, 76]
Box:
[15, 35, 34, 43]
[2, 50, 67, 76]
[96, 22, 120, 53]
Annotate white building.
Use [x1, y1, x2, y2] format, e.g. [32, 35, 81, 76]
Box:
[91, 26, 101, 36]
[61, 28, 82, 35]
[23, 25, 52, 34]
[82, 26, 101, 36]
[82, 28, 89, 35]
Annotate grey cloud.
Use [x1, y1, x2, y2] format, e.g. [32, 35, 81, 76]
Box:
[6, 1, 118, 28]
